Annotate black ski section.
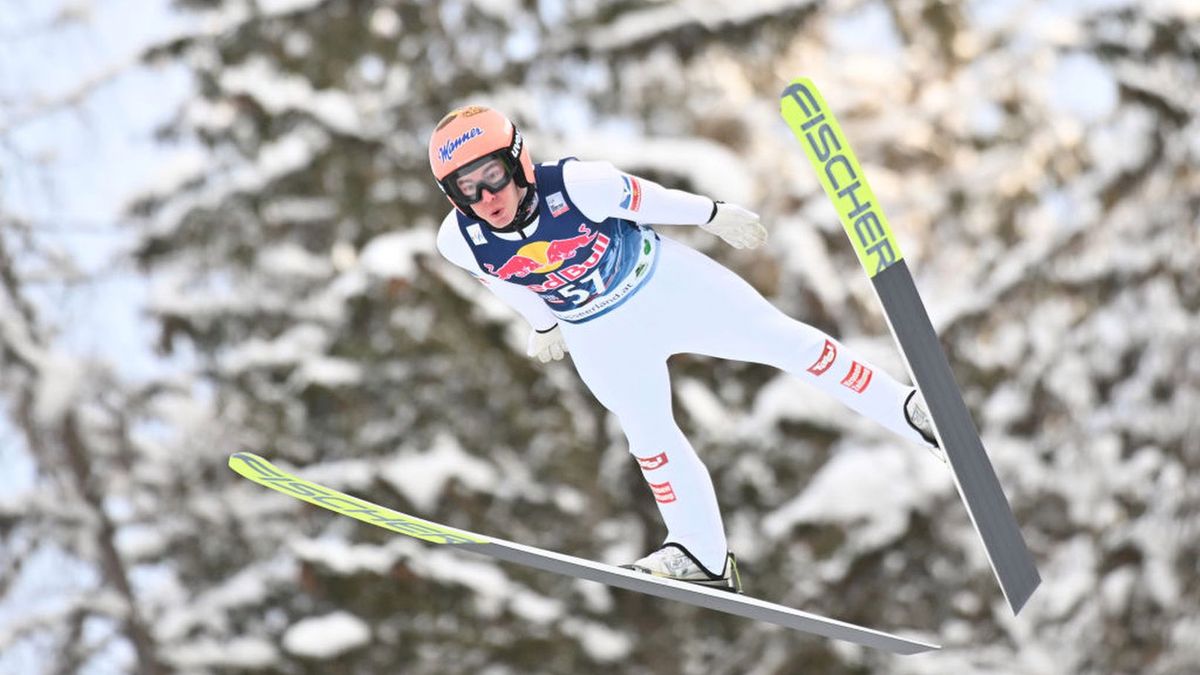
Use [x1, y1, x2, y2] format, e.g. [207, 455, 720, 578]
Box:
[874, 260, 1041, 613]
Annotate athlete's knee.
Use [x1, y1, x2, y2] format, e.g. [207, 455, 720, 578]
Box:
[615, 413, 686, 457]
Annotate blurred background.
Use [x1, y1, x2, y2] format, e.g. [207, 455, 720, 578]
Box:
[1, 0, 1197, 673]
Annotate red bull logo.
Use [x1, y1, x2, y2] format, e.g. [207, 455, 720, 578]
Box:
[483, 224, 609, 284]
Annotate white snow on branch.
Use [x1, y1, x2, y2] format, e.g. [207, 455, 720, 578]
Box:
[258, 0, 326, 16]
[1046, 52, 1119, 124]
[165, 636, 278, 670]
[144, 125, 329, 239]
[219, 56, 366, 136]
[508, 589, 563, 625]
[293, 356, 362, 388]
[0, 587, 126, 655]
[282, 611, 371, 659]
[291, 538, 401, 576]
[381, 434, 498, 512]
[257, 242, 333, 280]
[260, 195, 340, 225]
[32, 352, 84, 425]
[562, 617, 633, 662]
[156, 556, 297, 642]
[763, 443, 950, 553]
[128, 146, 215, 208]
[585, 0, 816, 52]
[217, 323, 329, 375]
[358, 227, 437, 281]
[675, 377, 736, 440]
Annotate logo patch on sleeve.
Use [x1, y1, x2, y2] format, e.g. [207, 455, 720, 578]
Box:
[840, 361, 873, 393]
[807, 339, 838, 376]
[619, 175, 643, 212]
[648, 480, 677, 504]
[636, 452, 669, 471]
[547, 191, 569, 217]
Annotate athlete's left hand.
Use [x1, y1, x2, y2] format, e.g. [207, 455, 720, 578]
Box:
[701, 202, 767, 249]
[527, 324, 568, 363]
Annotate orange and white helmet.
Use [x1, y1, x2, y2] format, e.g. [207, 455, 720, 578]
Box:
[428, 106, 535, 219]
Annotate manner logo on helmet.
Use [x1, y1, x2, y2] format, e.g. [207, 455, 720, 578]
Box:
[437, 126, 484, 164]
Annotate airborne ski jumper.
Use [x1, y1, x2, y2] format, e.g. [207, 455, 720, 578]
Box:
[429, 106, 940, 592]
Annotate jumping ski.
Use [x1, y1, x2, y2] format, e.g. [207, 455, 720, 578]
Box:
[780, 77, 1041, 615]
[229, 452, 939, 654]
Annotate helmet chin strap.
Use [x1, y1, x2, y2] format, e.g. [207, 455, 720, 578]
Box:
[489, 184, 538, 233]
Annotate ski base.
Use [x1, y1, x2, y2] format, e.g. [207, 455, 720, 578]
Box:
[875, 260, 1041, 613]
[779, 76, 1041, 615]
[229, 452, 940, 655]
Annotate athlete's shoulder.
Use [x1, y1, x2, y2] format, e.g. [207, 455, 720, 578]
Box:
[531, 157, 576, 179]
[559, 159, 624, 222]
[435, 210, 460, 250]
[435, 210, 480, 271]
[561, 158, 621, 186]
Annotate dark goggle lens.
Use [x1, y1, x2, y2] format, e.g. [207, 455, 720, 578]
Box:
[448, 156, 515, 205]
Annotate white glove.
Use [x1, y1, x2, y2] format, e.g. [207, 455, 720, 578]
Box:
[700, 201, 767, 249]
[527, 324, 567, 363]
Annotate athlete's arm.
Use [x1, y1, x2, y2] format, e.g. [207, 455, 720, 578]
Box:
[563, 160, 766, 249]
[561, 160, 715, 224]
[435, 212, 559, 331]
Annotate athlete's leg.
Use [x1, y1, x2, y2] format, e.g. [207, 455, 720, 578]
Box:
[654, 236, 930, 447]
[558, 308, 729, 572]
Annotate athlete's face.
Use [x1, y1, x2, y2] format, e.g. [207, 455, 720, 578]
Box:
[455, 158, 525, 228]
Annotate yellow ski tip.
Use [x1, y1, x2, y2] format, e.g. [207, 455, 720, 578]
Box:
[228, 452, 489, 545]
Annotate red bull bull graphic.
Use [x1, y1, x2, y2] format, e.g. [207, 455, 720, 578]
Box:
[545, 224, 598, 260]
[483, 253, 542, 280]
[482, 224, 609, 287]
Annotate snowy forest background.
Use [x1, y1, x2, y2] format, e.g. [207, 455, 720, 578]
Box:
[1, 0, 1197, 673]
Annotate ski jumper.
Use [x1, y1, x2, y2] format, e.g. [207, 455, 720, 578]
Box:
[437, 159, 931, 572]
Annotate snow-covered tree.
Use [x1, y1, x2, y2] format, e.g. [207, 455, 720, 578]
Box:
[4, 0, 1197, 672]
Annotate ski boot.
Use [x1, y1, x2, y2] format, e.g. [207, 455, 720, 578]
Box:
[622, 543, 742, 594]
[904, 389, 946, 463]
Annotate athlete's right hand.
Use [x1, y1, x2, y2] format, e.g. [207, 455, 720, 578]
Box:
[527, 324, 568, 363]
[701, 202, 767, 249]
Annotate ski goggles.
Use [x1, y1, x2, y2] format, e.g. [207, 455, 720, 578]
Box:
[442, 153, 518, 206]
